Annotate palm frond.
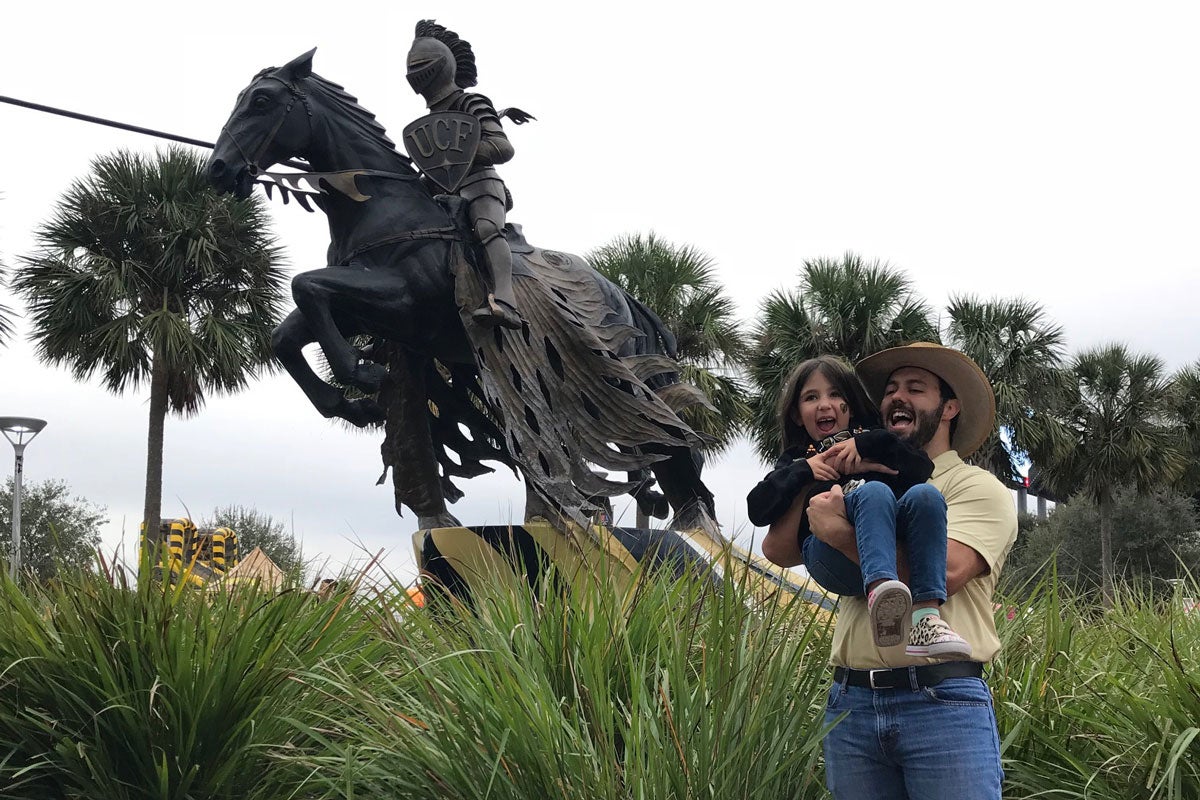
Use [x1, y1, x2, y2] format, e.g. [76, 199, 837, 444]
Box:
[744, 254, 936, 461]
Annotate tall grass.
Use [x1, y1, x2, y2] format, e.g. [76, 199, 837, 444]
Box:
[994, 575, 1200, 799]
[0, 562, 376, 799]
[1, 554, 1197, 798]
[280, 562, 836, 799]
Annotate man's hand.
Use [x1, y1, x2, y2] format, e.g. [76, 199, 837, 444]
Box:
[806, 484, 859, 563]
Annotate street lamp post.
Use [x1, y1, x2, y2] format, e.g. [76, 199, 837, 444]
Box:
[1, 417, 47, 579]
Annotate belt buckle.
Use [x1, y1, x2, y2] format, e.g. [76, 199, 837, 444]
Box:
[868, 668, 888, 690]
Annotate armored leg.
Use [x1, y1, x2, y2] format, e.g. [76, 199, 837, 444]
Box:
[465, 191, 522, 329]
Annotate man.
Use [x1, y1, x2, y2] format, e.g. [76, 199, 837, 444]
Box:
[761, 342, 1016, 799]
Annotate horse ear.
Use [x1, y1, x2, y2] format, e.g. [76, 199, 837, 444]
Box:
[280, 47, 316, 80]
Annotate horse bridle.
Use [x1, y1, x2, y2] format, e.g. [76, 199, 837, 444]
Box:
[221, 75, 314, 177]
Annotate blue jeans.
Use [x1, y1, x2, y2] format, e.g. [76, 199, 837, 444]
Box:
[823, 676, 1003, 799]
[803, 482, 948, 602]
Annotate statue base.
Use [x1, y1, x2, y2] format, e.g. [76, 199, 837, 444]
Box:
[411, 521, 833, 612]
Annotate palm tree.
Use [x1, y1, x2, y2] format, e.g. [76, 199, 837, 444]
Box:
[1167, 361, 1200, 501]
[746, 253, 938, 460]
[0, 291, 14, 345]
[1038, 344, 1185, 605]
[943, 295, 1074, 501]
[0, 260, 15, 344]
[13, 146, 287, 543]
[588, 232, 751, 455]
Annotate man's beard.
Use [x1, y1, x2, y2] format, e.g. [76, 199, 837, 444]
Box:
[888, 399, 947, 449]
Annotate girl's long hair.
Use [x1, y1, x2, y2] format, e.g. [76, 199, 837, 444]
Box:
[776, 355, 881, 452]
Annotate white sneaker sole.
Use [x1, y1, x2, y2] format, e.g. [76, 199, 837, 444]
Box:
[906, 640, 974, 659]
[869, 581, 912, 647]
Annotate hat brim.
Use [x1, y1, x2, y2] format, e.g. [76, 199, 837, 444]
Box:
[855, 343, 996, 459]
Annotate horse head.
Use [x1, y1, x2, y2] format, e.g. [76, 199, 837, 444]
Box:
[208, 49, 320, 197]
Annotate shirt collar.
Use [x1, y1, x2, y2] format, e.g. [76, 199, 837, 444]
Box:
[931, 449, 963, 478]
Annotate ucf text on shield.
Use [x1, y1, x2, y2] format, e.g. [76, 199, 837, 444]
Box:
[402, 111, 481, 192]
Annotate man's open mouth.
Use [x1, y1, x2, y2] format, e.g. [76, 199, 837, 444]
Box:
[887, 406, 915, 432]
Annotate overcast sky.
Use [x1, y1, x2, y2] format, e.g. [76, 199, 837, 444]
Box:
[2, 2, 1198, 581]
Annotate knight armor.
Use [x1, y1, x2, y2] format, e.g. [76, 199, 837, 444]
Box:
[406, 20, 524, 330]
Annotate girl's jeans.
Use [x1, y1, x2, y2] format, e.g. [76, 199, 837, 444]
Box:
[803, 482, 948, 602]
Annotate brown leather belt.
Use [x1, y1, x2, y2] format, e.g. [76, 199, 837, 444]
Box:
[833, 661, 984, 690]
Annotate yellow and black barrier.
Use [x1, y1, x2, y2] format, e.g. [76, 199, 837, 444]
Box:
[139, 518, 241, 586]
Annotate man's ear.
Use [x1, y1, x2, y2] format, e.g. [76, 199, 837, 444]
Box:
[941, 398, 961, 424]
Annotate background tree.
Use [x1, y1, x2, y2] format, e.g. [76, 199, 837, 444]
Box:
[0, 478, 106, 581]
[1003, 488, 1200, 596]
[0, 263, 15, 345]
[1038, 344, 1186, 604]
[1167, 361, 1200, 503]
[201, 504, 303, 576]
[943, 295, 1074, 491]
[746, 253, 938, 460]
[13, 147, 287, 542]
[588, 232, 751, 455]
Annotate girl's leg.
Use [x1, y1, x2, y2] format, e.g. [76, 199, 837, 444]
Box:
[896, 484, 948, 604]
[897, 484, 971, 658]
[842, 481, 901, 594]
[801, 535, 866, 597]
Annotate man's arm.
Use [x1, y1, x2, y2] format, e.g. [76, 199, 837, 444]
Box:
[945, 540, 989, 595]
[808, 485, 989, 597]
[761, 491, 808, 567]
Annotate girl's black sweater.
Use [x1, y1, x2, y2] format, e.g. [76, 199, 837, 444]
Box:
[745, 428, 934, 529]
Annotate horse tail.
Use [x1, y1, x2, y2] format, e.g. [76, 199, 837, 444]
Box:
[622, 290, 678, 359]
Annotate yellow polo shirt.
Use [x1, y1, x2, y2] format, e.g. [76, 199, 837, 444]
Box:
[829, 450, 1018, 669]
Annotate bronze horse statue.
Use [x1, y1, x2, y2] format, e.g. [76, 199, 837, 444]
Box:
[207, 50, 716, 530]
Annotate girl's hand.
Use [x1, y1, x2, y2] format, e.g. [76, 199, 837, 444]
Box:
[806, 452, 840, 481]
[824, 439, 863, 475]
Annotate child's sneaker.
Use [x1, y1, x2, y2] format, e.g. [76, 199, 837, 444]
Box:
[906, 614, 973, 659]
[867, 580, 911, 647]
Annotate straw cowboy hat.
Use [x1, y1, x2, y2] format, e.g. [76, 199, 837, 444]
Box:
[855, 342, 996, 458]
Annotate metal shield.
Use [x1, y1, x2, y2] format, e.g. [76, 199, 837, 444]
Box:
[402, 111, 481, 192]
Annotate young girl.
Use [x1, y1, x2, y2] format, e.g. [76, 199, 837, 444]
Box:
[747, 355, 970, 658]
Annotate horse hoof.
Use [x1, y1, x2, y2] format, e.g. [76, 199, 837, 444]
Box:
[352, 362, 389, 392]
[635, 488, 671, 520]
[342, 399, 386, 427]
[417, 512, 462, 529]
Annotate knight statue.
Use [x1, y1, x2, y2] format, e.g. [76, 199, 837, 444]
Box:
[403, 19, 530, 330]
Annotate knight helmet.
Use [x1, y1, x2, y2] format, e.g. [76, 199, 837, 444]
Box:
[407, 20, 478, 105]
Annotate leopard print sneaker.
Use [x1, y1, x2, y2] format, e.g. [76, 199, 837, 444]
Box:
[905, 614, 973, 659]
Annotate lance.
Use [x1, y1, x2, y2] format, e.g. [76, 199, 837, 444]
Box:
[0, 94, 309, 171]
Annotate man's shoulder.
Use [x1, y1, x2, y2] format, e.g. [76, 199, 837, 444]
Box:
[934, 456, 1008, 497]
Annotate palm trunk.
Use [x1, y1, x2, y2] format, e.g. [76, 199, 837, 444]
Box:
[142, 356, 169, 550]
[1099, 494, 1115, 608]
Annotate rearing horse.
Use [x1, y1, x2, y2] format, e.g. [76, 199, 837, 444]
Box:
[207, 49, 715, 530]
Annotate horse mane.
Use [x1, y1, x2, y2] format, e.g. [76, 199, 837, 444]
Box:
[273, 67, 414, 169]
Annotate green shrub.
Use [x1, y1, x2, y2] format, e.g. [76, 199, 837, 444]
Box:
[0, 562, 374, 799]
[279, 560, 837, 799]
